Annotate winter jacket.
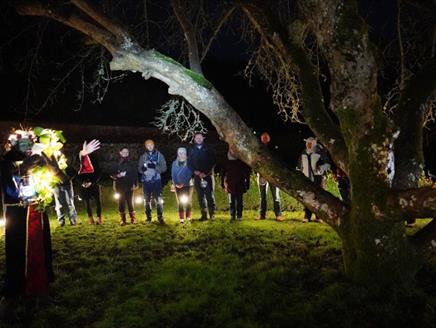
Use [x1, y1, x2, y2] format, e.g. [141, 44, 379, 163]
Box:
[171, 160, 193, 187]
[298, 149, 330, 182]
[188, 143, 216, 175]
[77, 153, 101, 186]
[110, 158, 138, 192]
[138, 150, 167, 183]
[221, 159, 251, 195]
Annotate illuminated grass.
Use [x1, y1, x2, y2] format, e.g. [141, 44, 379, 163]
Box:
[0, 183, 435, 327]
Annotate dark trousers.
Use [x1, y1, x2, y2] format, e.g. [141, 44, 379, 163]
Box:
[194, 175, 216, 217]
[258, 181, 281, 217]
[80, 184, 102, 218]
[304, 175, 323, 220]
[118, 189, 134, 214]
[175, 186, 193, 219]
[143, 180, 163, 219]
[229, 193, 243, 219]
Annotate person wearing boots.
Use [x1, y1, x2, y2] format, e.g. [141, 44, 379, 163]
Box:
[188, 132, 216, 221]
[298, 137, 331, 223]
[111, 147, 138, 226]
[77, 139, 103, 225]
[221, 149, 251, 221]
[138, 139, 167, 224]
[171, 147, 193, 224]
[256, 132, 284, 222]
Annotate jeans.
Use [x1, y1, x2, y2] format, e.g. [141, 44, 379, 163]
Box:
[143, 180, 163, 219]
[194, 175, 216, 217]
[257, 176, 281, 217]
[229, 193, 243, 219]
[53, 182, 77, 224]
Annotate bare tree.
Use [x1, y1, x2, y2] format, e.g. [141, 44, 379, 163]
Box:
[14, 0, 436, 290]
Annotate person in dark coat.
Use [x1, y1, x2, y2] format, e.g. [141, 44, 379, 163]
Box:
[0, 129, 65, 300]
[221, 149, 251, 221]
[188, 133, 216, 221]
[77, 139, 102, 224]
[111, 147, 138, 225]
[171, 147, 193, 223]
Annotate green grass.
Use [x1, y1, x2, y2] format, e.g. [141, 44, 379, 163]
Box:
[1, 180, 435, 328]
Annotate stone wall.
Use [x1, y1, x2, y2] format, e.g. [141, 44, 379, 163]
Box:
[0, 121, 228, 177]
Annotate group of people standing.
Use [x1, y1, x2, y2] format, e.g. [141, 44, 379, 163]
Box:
[52, 131, 344, 226]
[0, 127, 345, 306]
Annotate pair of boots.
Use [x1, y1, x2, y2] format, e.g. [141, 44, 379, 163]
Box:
[198, 209, 214, 221]
[88, 216, 103, 225]
[179, 211, 191, 224]
[120, 212, 137, 226]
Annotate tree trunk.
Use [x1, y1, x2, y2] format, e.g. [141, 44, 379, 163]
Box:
[342, 214, 418, 289]
[341, 135, 419, 289]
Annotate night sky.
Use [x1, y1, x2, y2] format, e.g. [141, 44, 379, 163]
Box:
[0, 0, 434, 170]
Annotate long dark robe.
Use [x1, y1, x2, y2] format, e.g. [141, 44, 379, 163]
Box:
[1, 150, 54, 297]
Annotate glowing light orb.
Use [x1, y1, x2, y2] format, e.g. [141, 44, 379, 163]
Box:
[0, 218, 6, 228]
[113, 193, 120, 200]
[135, 196, 143, 204]
[179, 195, 189, 205]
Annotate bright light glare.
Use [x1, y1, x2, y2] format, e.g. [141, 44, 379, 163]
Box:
[179, 195, 189, 205]
[0, 218, 6, 228]
[135, 196, 143, 204]
[113, 193, 120, 200]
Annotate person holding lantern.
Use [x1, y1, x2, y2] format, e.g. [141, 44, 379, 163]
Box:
[110, 147, 138, 225]
[138, 139, 167, 224]
[256, 132, 284, 222]
[171, 147, 193, 224]
[0, 127, 68, 300]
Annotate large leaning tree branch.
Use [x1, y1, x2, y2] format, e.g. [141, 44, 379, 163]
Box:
[393, 57, 436, 190]
[71, 0, 128, 40]
[409, 218, 436, 260]
[16, 1, 118, 54]
[171, 0, 203, 75]
[389, 187, 436, 220]
[16, 0, 348, 230]
[240, 2, 348, 172]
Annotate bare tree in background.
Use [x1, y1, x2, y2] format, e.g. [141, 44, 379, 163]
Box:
[10, 0, 436, 291]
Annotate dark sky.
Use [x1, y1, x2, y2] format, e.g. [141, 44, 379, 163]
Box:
[0, 0, 434, 170]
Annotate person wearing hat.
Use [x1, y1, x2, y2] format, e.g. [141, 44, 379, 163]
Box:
[298, 137, 331, 222]
[138, 139, 167, 223]
[256, 132, 284, 222]
[188, 132, 217, 221]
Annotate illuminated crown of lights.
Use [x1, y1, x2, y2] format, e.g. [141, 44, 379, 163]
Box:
[8, 128, 37, 146]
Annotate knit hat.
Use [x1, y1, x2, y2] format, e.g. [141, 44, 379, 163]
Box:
[144, 139, 155, 147]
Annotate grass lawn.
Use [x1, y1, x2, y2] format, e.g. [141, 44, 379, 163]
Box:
[1, 180, 436, 327]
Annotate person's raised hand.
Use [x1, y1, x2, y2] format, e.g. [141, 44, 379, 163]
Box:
[80, 139, 101, 156]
